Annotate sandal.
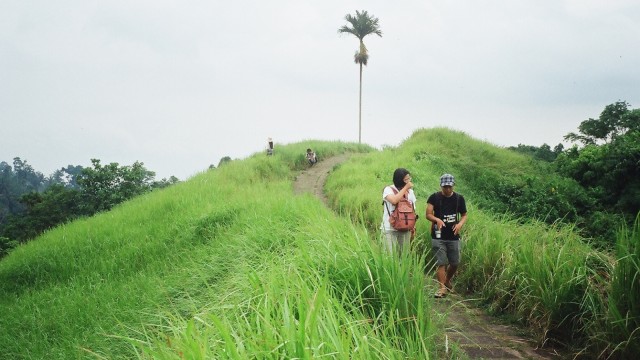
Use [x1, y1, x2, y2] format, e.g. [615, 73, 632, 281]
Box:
[434, 289, 448, 298]
[445, 282, 454, 293]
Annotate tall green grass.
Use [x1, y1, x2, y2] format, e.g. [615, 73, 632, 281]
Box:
[1, 140, 439, 359]
[134, 201, 434, 359]
[461, 213, 605, 347]
[0, 156, 291, 358]
[327, 128, 640, 358]
[578, 215, 640, 359]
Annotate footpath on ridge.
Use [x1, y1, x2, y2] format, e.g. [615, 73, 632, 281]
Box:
[293, 154, 562, 360]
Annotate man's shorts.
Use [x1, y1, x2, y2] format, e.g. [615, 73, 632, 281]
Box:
[431, 239, 460, 266]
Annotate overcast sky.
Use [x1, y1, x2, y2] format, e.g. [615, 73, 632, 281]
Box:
[2, 0, 639, 180]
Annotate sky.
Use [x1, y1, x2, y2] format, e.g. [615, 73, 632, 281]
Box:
[2, 0, 639, 180]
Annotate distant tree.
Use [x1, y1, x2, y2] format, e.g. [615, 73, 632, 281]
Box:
[338, 10, 382, 144]
[0, 161, 23, 223]
[11, 157, 45, 192]
[0, 158, 46, 226]
[1, 184, 82, 242]
[45, 165, 84, 189]
[119, 161, 155, 199]
[553, 143, 565, 154]
[78, 159, 155, 214]
[218, 156, 232, 167]
[152, 176, 180, 189]
[564, 101, 640, 145]
[44, 165, 83, 190]
[508, 143, 563, 162]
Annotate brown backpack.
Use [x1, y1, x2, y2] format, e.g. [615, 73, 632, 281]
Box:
[384, 187, 416, 232]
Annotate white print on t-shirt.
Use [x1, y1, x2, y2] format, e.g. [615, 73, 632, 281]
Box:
[443, 214, 457, 223]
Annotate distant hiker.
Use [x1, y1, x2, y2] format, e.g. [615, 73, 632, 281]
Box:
[267, 137, 274, 156]
[306, 148, 317, 166]
[426, 173, 468, 298]
[381, 168, 417, 255]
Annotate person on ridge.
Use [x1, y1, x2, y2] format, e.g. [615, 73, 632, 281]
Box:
[267, 137, 274, 156]
[426, 173, 468, 298]
[381, 168, 417, 255]
[306, 148, 317, 166]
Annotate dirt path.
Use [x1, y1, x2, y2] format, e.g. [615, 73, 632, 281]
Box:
[292, 153, 351, 206]
[292, 155, 562, 359]
[433, 293, 560, 359]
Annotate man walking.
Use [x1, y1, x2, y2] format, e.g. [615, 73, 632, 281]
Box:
[426, 174, 468, 298]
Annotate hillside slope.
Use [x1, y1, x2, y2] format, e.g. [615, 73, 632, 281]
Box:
[325, 128, 639, 359]
[2, 141, 436, 359]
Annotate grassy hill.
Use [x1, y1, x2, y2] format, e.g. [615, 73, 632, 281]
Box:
[327, 128, 639, 358]
[0, 129, 638, 359]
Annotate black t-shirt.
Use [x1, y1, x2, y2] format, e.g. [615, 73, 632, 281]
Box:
[427, 192, 467, 240]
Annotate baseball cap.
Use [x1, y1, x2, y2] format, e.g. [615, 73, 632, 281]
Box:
[440, 174, 455, 187]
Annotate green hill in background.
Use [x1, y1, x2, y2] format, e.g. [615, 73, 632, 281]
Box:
[1, 128, 638, 359]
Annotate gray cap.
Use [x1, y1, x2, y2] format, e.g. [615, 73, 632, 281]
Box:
[440, 174, 455, 187]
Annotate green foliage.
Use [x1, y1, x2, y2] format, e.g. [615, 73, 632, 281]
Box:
[339, 9, 382, 66]
[78, 159, 156, 214]
[564, 101, 639, 145]
[4, 157, 45, 192]
[0, 158, 44, 224]
[0, 163, 85, 243]
[338, 10, 382, 39]
[554, 102, 640, 242]
[1, 185, 82, 242]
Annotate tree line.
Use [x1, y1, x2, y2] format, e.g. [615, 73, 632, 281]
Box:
[507, 101, 639, 245]
[0, 159, 179, 257]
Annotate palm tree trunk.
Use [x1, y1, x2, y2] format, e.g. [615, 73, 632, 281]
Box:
[358, 62, 363, 144]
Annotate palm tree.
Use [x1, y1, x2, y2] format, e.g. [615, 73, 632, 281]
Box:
[338, 10, 382, 144]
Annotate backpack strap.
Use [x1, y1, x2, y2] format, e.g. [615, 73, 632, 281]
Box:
[383, 186, 402, 216]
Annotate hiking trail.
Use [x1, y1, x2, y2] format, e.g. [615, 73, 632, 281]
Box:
[293, 154, 563, 359]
